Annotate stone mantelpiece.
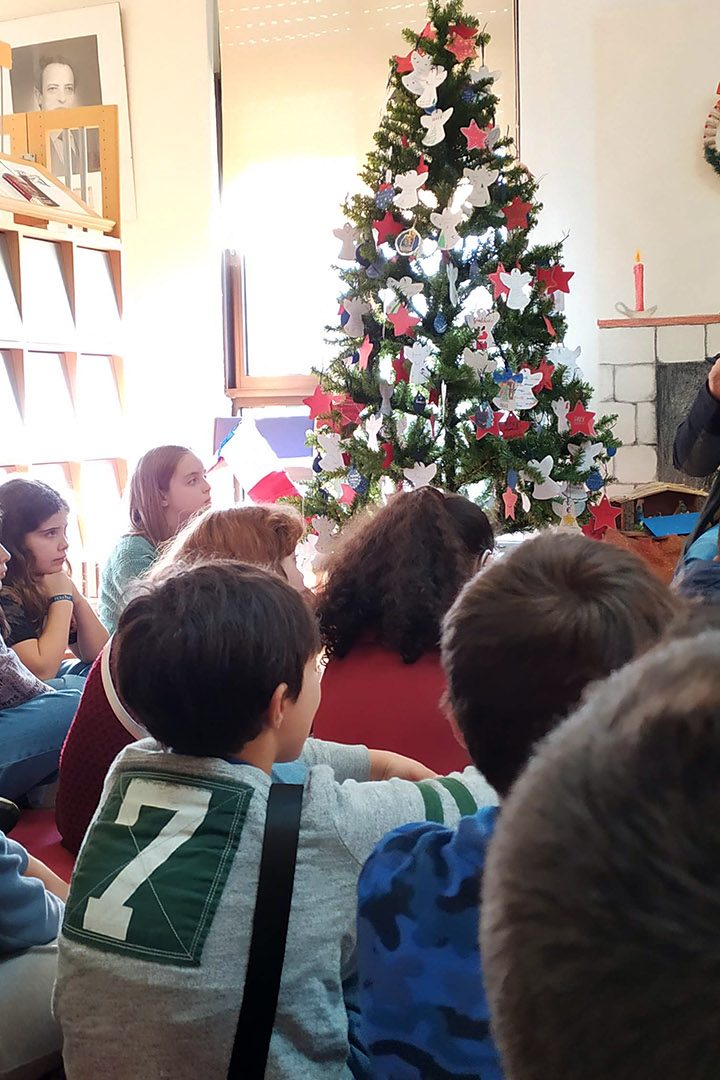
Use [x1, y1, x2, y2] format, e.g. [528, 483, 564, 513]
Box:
[596, 314, 720, 492]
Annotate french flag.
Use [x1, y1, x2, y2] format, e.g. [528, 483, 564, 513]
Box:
[217, 419, 300, 503]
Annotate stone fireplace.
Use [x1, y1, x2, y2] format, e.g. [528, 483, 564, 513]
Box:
[595, 314, 720, 494]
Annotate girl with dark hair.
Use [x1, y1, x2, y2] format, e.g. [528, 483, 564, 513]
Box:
[98, 445, 211, 632]
[0, 479, 108, 682]
[314, 487, 495, 773]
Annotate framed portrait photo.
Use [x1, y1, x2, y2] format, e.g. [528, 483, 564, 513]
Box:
[0, 3, 135, 218]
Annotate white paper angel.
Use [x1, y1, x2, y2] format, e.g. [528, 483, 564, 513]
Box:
[402, 51, 447, 109]
[393, 169, 427, 211]
[396, 415, 408, 439]
[333, 223, 360, 261]
[388, 275, 424, 303]
[469, 64, 501, 86]
[525, 456, 563, 501]
[466, 309, 500, 349]
[551, 398, 570, 433]
[312, 515, 337, 556]
[430, 206, 464, 250]
[406, 341, 434, 384]
[499, 268, 532, 312]
[493, 369, 543, 412]
[364, 413, 383, 452]
[421, 107, 453, 147]
[341, 296, 371, 338]
[462, 166, 499, 208]
[549, 344, 583, 380]
[551, 497, 583, 527]
[447, 263, 459, 306]
[404, 461, 437, 489]
[463, 347, 498, 376]
[317, 433, 344, 472]
[569, 441, 604, 473]
[379, 380, 393, 416]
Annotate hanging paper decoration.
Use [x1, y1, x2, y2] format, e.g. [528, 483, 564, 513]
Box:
[493, 369, 542, 412]
[499, 268, 533, 311]
[430, 206, 465, 249]
[536, 264, 574, 295]
[466, 309, 500, 350]
[460, 118, 492, 150]
[567, 401, 597, 437]
[446, 24, 478, 63]
[404, 461, 438, 488]
[589, 496, 622, 533]
[462, 166, 499, 208]
[434, 312, 448, 333]
[447, 262, 459, 305]
[303, 384, 337, 420]
[401, 51, 448, 108]
[381, 441, 394, 468]
[502, 197, 533, 230]
[392, 354, 410, 384]
[585, 469, 604, 493]
[347, 466, 369, 494]
[373, 211, 404, 245]
[488, 263, 510, 299]
[364, 413, 383, 451]
[395, 227, 422, 257]
[379, 380, 393, 416]
[463, 347, 498, 376]
[525, 456, 563, 500]
[569, 441, 604, 472]
[375, 183, 395, 210]
[551, 398, 570, 433]
[406, 340, 434, 384]
[498, 414, 531, 440]
[469, 64, 501, 87]
[356, 335, 373, 370]
[341, 297, 371, 338]
[333, 223, 361, 260]
[393, 169, 428, 210]
[317, 433, 345, 472]
[388, 275, 424, 305]
[502, 486, 518, 520]
[413, 392, 427, 414]
[474, 404, 501, 440]
[421, 106, 453, 146]
[388, 305, 421, 336]
[549, 343, 583, 380]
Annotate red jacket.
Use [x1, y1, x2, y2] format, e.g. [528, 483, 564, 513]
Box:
[313, 643, 470, 775]
[56, 644, 146, 854]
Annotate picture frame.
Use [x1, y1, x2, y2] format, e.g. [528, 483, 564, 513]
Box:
[0, 3, 135, 218]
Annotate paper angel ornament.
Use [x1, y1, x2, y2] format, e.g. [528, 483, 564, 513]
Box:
[333, 223, 360, 261]
[463, 347, 498, 376]
[312, 515, 337, 556]
[447, 263, 459, 306]
[393, 169, 427, 211]
[430, 206, 464, 250]
[324, 477, 343, 500]
[317, 433, 344, 472]
[379, 380, 393, 416]
[421, 107, 453, 147]
[499, 268, 532, 312]
[469, 64, 501, 86]
[387, 275, 424, 306]
[526, 456, 563, 500]
[364, 413, 383, 452]
[551, 497, 583, 527]
[341, 297, 371, 338]
[466, 309, 500, 349]
[462, 166, 499, 208]
[549, 344, 583, 379]
[406, 341, 434, 384]
[404, 461, 437, 488]
[402, 51, 447, 109]
[551, 398, 570, 433]
[494, 369, 543, 411]
[569, 441, 604, 473]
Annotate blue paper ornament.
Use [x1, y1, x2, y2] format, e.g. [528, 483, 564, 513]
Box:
[340, 307, 350, 328]
[507, 469, 518, 491]
[347, 466, 369, 495]
[434, 312, 448, 333]
[605, 445, 617, 458]
[469, 258, 480, 281]
[355, 247, 371, 268]
[312, 454, 323, 475]
[586, 469, 604, 493]
[413, 393, 427, 414]
[366, 261, 381, 280]
[375, 187, 394, 211]
[461, 88, 476, 104]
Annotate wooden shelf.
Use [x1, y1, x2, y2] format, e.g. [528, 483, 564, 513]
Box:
[227, 374, 318, 410]
[598, 314, 720, 329]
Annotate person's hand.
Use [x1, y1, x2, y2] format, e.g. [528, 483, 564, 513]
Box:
[369, 749, 438, 781]
[708, 357, 720, 402]
[41, 570, 74, 599]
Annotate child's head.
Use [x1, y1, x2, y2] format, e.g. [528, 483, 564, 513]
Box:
[152, 505, 305, 591]
[441, 529, 679, 796]
[128, 445, 211, 546]
[480, 631, 720, 1080]
[114, 561, 321, 761]
[317, 488, 494, 663]
[0, 478, 69, 594]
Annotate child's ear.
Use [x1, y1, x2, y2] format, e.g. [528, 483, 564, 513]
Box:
[266, 682, 289, 732]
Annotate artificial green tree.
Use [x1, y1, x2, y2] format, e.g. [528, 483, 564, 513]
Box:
[302, 0, 619, 533]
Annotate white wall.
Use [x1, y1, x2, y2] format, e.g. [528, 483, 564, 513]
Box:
[0, 0, 225, 458]
[520, 0, 720, 388]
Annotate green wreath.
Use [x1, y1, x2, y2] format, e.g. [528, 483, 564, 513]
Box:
[706, 143, 720, 176]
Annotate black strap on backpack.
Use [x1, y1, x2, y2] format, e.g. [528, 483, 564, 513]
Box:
[227, 783, 303, 1079]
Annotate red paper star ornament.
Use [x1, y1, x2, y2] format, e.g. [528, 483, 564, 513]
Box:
[338, 398, 363, 426]
[499, 414, 531, 440]
[428, 387, 440, 406]
[420, 22, 437, 40]
[388, 305, 420, 337]
[394, 50, 416, 73]
[535, 266, 557, 293]
[475, 411, 502, 441]
[488, 262, 510, 299]
[502, 486, 518, 520]
[461, 119, 488, 150]
[503, 196, 533, 230]
[567, 401, 597, 436]
[392, 355, 409, 383]
[544, 315, 557, 337]
[303, 385, 336, 420]
[448, 21, 478, 38]
[373, 212, 404, 245]
[551, 265, 574, 293]
[339, 484, 357, 506]
[446, 33, 477, 62]
[416, 154, 429, 175]
[581, 523, 603, 540]
[537, 358, 556, 391]
[589, 497, 621, 534]
[381, 441, 395, 469]
[357, 335, 373, 370]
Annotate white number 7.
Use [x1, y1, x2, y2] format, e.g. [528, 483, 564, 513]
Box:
[83, 778, 212, 941]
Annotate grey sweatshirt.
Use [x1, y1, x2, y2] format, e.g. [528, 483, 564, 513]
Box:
[55, 737, 496, 1078]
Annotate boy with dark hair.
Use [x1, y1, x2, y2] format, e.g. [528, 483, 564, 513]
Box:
[55, 561, 494, 1079]
[481, 631, 720, 1080]
[356, 530, 679, 1079]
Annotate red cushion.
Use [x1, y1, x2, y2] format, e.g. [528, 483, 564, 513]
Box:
[12, 809, 75, 880]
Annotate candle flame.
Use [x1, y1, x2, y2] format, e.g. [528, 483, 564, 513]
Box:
[635, 250, 642, 263]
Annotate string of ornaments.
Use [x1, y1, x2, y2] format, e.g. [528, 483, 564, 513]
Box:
[304, 2, 620, 554]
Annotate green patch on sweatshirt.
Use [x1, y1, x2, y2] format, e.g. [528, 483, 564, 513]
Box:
[63, 769, 253, 966]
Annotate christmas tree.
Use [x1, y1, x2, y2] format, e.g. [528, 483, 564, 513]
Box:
[301, 0, 619, 534]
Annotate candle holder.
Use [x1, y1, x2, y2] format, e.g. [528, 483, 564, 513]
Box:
[614, 300, 658, 318]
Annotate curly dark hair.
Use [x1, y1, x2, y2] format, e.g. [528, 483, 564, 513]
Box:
[317, 488, 494, 664]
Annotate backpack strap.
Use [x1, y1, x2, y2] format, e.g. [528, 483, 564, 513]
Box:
[227, 783, 303, 1079]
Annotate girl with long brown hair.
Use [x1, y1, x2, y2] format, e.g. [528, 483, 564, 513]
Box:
[98, 445, 211, 633]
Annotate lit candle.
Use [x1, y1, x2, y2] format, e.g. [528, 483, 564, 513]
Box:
[633, 250, 645, 312]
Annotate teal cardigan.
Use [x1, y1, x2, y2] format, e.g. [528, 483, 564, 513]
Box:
[98, 534, 158, 633]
